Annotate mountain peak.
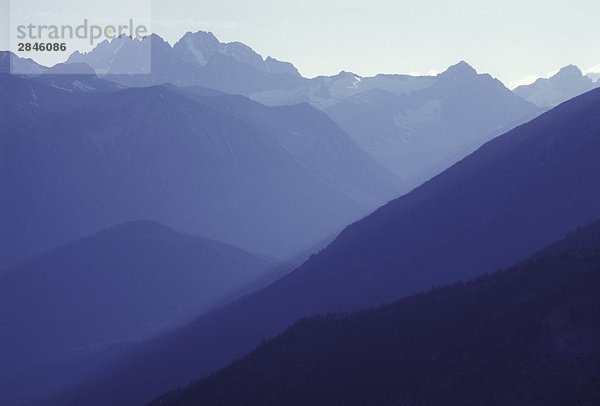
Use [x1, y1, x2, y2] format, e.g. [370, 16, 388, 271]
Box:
[181, 30, 219, 43]
[173, 31, 222, 66]
[336, 70, 360, 78]
[448, 60, 477, 73]
[147, 33, 168, 42]
[554, 64, 583, 78]
[439, 60, 478, 79]
[514, 63, 597, 107]
[0, 51, 47, 74]
[264, 56, 301, 76]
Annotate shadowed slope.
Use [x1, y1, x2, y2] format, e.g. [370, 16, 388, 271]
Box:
[155, 219, 600, 406]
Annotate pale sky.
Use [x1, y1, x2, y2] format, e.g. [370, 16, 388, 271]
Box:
[1, 0, 599, 87]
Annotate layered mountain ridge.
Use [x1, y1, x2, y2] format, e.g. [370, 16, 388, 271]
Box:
[52, 83, 600, 406]
[154, 218, 600, 406]
[57, 37, 543, 187]
[3, 30, 600, 406]
[0, 73, 402, 268]
[322, 61, 540, 185]
[0, 220, 288, 403]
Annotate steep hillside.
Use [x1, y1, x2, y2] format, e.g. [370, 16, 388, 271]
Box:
[155, 220, 600, 405]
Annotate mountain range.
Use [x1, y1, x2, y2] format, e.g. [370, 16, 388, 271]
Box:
[57, 34, 545, 188]
[322, 62, 540, 186]
[50, 80, 600, 406]
[254, 61, 541, 187]
[3, 30, 600, 406]
[22, 33, 600, 190]
[0, 72, 401, 268]
[65, 33, 304, 95]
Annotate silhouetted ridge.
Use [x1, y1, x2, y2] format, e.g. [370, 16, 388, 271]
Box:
[536, 218, 600, 258]
[555, 64, 583, 77]
[152, 218, 600, 406]
[441, 60, 478, 76]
